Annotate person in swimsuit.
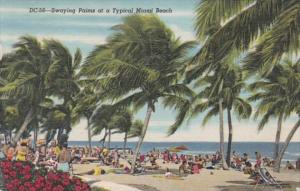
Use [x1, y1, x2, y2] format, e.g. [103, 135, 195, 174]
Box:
[6, 146, 15, 161]
[16, 141, 28, 161]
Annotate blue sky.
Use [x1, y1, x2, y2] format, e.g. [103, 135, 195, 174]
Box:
[1, 0, 299, 142]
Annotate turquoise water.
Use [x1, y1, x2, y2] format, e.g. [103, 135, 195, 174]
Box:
[69, 141, 300, 162]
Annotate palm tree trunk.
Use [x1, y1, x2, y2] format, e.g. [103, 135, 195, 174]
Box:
[108, 128, 111, 149]
[4, 134, 7, 144]
[100, 128, 108, 147]
[218, 98, 228, 170]
[87, 118, 92, 156]
[9, 130, 12, 142]
[274, 113, 283, 160]
[13, 108, 34, 144]
[131, 104, 153, 173]
[123, 131, 128, 155]
[274, 119, 300, 172]
[57, 127, 64, 141]
[33, 118, 39, 151]
[226, 108, 233, 167]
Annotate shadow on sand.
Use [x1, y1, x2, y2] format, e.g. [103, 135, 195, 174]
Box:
[217, 181, 300, 191]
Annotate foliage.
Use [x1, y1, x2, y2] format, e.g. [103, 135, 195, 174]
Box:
[0, 161, 90, 191]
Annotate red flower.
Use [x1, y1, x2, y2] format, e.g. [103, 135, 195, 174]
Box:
[9, 171, 17, 178]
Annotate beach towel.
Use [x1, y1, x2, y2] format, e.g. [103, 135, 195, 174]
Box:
[152, 175, 184, 180]
[0, 152, 5, 159]
[57, 162, 70, 172]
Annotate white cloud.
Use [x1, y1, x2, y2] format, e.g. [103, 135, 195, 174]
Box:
[0, 34, 106, 45]
[66, 118, 300, 142]
[170, 25, 196, 41]
[0, 7, 27, 14]
[149, 120, 174, 127]
[63, 21, 118, 27]
[158, 11, 194, 17]
[0, 43, 13, 59]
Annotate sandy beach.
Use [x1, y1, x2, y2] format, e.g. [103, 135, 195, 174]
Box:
[73, 159, 300, 191]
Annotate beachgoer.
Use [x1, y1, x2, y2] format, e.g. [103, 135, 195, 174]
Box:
[296, 158, 300, 170]
[6, 146, 15, 161]
[57, 143, 71, 172]
[255, 151, 262, 167]
[16, 140, 28, 161]
[285, 161, 295, 170]
[179, 160, 189, 175]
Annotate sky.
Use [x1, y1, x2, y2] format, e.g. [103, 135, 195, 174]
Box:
[0, 0, 299, 142]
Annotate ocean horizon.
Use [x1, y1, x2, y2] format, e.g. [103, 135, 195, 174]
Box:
[68, 141, 300, 162]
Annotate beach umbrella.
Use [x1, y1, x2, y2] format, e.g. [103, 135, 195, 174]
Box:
[168, 147, 181, 152]
[168, 145, 189, 152]
[174, 145, 188, 150]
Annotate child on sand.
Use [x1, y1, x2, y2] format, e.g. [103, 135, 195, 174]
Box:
[165, 168, 173, 177]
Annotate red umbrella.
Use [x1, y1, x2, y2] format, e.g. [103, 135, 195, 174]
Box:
[174, 145, 188, 150]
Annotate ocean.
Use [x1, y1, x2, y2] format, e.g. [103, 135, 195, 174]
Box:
[68, 141, 300, 162]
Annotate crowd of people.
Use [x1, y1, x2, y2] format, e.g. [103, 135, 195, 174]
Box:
[0, 139, 299, 177]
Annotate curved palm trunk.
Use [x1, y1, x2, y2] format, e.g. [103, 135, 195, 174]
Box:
[100, 128, 108, 147]
[13, 108, 34, 144]
[131, 104, 152, 173]
[57, 127, 64, 141]
[274, 119, 300, 172]
[274, 113, 283, 160]
[87, 118, 92, 156]
[108, 128, 111, 149]
[226, 108, 233, 167]
[123, 131, 128, 155]
[218, 99, 229, 170]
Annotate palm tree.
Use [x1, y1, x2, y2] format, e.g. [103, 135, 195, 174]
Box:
[107, 109, 132, 153]
[0, 36, 52, 144]
[248, 60, 292, 160]
[91, 105, 118, 149]
[248, 59, 300, 172]
[82, 15, 196, 173]
[167, 63, 251, 169]
[191, 0, 299, 78]
[128, 120, 144, 139]
[45, 40, 82, 140]
[72, 89, 96, 155]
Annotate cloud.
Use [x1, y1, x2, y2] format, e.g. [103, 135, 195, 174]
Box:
[0, 34, 106, 45]
[66, 117, 300, 142]
[158, 11, 194, 17]
[149, 120, 174, 127]
[0, 44, 13, 60]
[170, 25, 196, 41]
[0, 7, 27, 14]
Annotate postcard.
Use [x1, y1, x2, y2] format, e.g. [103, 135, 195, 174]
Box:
[0, 0, 299, 190]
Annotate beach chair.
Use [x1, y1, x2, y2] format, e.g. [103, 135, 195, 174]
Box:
[254, 168, 283, 191]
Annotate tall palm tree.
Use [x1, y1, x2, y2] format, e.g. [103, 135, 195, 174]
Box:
[191, 0, 299, 79]
[72, 86, 99, 156]
[45, 40, 82, 140]
[82, 15, 196, 173]
[248, 60, 293, 160]
[0, 36, 52, 144]
[167, 63, 251, 169]
[249, 59, 300, 172]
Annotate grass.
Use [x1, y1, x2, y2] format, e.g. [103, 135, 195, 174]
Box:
[91, 187, 111, 191]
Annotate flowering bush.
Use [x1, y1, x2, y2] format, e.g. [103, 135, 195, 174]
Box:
[0, 161, 90, 191]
